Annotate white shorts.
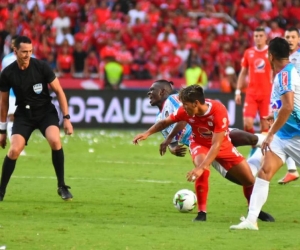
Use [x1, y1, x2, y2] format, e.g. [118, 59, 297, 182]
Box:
[8, 96, 16, 115]
[270, 135, 300, 166]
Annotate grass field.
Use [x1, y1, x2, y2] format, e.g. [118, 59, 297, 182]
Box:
[0, 129, 300, 250]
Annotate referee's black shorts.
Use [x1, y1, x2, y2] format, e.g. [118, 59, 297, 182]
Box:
[12, 103, 59, 144]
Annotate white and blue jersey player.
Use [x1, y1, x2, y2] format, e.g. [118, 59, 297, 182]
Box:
[270, 63, 300, 164]
[156, 94, 192, 147]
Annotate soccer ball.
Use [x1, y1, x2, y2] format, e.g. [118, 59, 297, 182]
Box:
[173, 189, 197, 213]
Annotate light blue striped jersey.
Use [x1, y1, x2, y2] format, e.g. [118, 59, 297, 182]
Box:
[270, 63, 300, 138]
[155, 94, 192, 146]
[289, 48, 300, 75]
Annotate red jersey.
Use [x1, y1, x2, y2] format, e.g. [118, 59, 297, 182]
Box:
[241, 46, 272, 95]
[169, 99, 231, 150]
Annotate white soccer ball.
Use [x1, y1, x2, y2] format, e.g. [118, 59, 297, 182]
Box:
[173, 189, 197, 213]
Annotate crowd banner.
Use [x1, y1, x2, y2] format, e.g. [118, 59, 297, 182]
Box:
[52, 90, 247, 129]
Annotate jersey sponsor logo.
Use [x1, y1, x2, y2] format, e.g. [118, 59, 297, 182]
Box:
[208, 121, 213, 126]
[197, 127, 213, 138]
[270, 100, 282, 111]
[189, 119, 195, 123]
[254, 58, 265, 70]
[33, 83, 43, 94]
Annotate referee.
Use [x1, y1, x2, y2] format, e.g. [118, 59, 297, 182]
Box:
[0, 36, 73, 201]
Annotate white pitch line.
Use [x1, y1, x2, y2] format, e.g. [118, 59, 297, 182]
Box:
[12, 175, 179, 184]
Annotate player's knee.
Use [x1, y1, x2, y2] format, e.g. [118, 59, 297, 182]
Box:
[7, 147, 22, 159]
[48, 139, 61, 150]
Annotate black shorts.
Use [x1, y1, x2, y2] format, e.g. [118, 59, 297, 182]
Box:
[12, 103, 59, 144]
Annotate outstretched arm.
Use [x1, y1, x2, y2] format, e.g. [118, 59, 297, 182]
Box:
[132, 117, 175, 144]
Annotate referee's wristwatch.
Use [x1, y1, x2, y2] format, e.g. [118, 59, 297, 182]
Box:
[63, 114, 71, 119]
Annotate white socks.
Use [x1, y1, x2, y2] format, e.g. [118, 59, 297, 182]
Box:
[286, 157, 297, 171]
[7, 121, 13, 141]
[247, 148, 263, 176]
[254, 133, 266, 147]
[247, 177, 270, 224]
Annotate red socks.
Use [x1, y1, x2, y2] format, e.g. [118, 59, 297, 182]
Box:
[194, 169, 210, 212]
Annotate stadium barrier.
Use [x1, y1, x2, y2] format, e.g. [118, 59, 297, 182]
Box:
[51, 90, 259, 130]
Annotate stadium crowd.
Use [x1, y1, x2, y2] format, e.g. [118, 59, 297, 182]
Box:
[0, 0, 298, 90]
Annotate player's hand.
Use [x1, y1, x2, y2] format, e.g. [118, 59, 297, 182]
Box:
[159, 138, 173, 155]
[186, 167, 204, 182]
[168, 145, 187, 157]
[132, 133, 148, 145]
[261, 133, 274, 155]
[63, 119, 73, 135]
[0, 134, 7, 149]
[235, 94, 242, 105]
[262, 114, 274, 125]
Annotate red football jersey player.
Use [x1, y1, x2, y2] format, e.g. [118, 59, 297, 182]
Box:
[235, 27, 272, 134]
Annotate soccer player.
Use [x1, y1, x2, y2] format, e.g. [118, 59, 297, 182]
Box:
[230, 37, 300, 230]
[0, 36, 73, 201]
[235, 27, 272, 137]
[1, 35, 31, 156]
[136, 84, 274, 221]
[276, 27, 300, 184]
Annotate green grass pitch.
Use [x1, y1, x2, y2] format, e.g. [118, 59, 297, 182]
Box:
[0, 130, 300, 250]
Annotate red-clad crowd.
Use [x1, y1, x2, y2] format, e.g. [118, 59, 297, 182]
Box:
[0, 0, 298, 90]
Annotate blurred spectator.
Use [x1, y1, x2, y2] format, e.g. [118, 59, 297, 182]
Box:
[115, 44, 133, 79]
[56, 42, 73, 77]
[131, 47, 151, 79]
[100, 39, 116, 60]
[128, 2, 146, 25]
[176, 40, 190, 76]
[103, 56, 123, 90]
[145, 53, 158, 79]
[85, 50, 100, 78]
[71, 41, 87, 78]
[288, 0, 300, 23]
[220, 66, 237, 93]
[27, 0, 45, 13]
[52, 9, 71, 36]
[94, 1, 111, 25]
[185, 60, 208, 89]
[105, 11, 122, 33]
[268, 20, 284, 40]
[157, 32, 175, 56]
[157, 23, 177, 46]
[45, 52, 58, 75]
[184, 18, 202, 50]
[56, 27, 74, 46]
[42, 2, 58, 21]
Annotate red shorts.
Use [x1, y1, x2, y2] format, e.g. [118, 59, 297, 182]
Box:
[243, 94, 270, 118]
[190, 141, 244, 171]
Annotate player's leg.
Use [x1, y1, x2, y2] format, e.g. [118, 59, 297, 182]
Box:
[229, 129, 266, 147]
[217, 146, 274, 222]
[7, 96, 26, 156]
[230, 136, 285, 230]
[39, 106, 73, 201]
[0, 116, 32, 201]
[190, 142, 210, 221]
[243, 94, 258, 156]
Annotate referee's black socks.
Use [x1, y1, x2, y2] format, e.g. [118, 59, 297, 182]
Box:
[0, 156, 17, 192]
[52, 148, 65, 187]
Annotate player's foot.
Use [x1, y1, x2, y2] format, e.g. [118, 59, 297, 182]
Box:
[278, 172, 299, 184]
[20, 150, 26, 156]
[0, 191, 5, 201]
[230, 218, 258, 230]
[258, 210, 275, 222]
[57, 185, 73, 201]
[193, 211, 206, 222]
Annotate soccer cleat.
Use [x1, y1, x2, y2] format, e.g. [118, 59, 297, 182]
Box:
[278, 172, 299, 184]
[0, 191, 5, 201]
[258, 210, 275, 222]
[229, 219, 259, 230]
[57, 185, 73, 201]
[193, 211, 207, 222]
